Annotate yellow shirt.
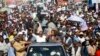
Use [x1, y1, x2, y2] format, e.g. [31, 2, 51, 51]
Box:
[13, 41, 26, 56]
[8, 35, 14, 42]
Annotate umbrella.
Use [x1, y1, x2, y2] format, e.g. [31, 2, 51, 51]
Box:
[68, 15, 84, 22]
[68, 15, 88, 31]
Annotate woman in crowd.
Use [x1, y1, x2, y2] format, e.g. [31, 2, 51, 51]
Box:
[87, 39, 97, 56]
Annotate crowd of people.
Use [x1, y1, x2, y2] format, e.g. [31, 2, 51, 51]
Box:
[0, 1, 100, 56]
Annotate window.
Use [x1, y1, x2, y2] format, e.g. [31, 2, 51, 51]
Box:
[27, 46, 66, 56]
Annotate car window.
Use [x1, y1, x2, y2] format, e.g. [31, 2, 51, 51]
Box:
[27, 46, 65, 56]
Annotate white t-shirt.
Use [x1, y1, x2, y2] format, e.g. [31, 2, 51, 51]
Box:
[31, 12, 37, 20]
[60, 14, 67, 21]
[78, 37, 85, 43]
[33, 34, 46, 42]
[57, 7, 62, 12]
[3, 35, 8, 39]
[79, 14, 84, 18]
[0, 42, 9, 53]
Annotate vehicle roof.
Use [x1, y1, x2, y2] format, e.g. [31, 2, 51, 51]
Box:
[29, 42, 63, 47]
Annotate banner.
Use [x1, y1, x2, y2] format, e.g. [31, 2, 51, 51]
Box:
[92, 0, 100, 3]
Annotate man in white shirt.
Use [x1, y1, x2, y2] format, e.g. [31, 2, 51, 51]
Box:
[31, 11, 37, 21]
[78, 32, 85, 43]
[0, 36, 9, 54]
[33, 31, 47, 42]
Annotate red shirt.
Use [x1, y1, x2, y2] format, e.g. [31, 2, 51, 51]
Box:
[95, 50, 100, 56]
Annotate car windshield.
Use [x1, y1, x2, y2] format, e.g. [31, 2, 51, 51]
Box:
[27, 46, 66, 56]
